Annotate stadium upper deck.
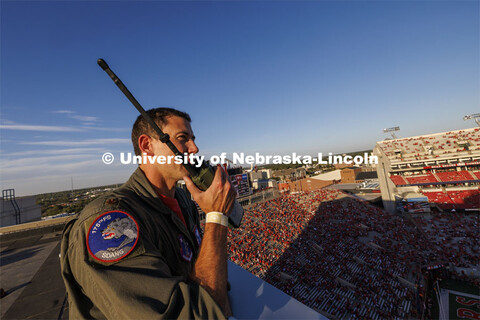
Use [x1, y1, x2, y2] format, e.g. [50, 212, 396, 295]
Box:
[378, 128, 480, 166]
[374, 128, 480, 213]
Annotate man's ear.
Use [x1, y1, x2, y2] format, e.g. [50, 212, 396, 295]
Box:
[138, 134, 155, 156]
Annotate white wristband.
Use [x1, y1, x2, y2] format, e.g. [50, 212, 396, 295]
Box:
[206, 212, 228, 227]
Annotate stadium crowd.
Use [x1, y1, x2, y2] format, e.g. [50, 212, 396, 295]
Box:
[379, 128, 480, 161]
[411, 212, 479, 273]
[224, 189, 478, 320]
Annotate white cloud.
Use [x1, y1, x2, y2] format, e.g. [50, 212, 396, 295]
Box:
[19, 138, 131, 146]
[0, 159, 106, 191]
[0, 124, 84, 132]
[6, 148, 104, 157]
[0, 166, 132, 197]
[52, 110, 100, 123]
[0, 151, 134, 185]
[81, 126, 129, 132]
[52, 110, 75, 114]
[70, 115, 100, 122]
[0, 155, 96, 172]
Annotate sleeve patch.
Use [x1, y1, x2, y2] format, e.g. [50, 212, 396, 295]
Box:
[87, 211, 139, 263]
[193, 226, 202, 246]
[178, 234, 193, 262]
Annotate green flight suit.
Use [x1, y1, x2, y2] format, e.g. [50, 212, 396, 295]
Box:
[60, 167, 226, 319]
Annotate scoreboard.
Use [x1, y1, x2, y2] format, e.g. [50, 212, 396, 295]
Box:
[229, 173, 251, 198]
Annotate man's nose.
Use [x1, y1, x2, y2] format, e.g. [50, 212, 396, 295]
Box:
[188, 141, 199, 154]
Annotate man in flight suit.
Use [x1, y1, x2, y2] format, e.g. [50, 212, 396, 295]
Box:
[60, 108, 237, 319]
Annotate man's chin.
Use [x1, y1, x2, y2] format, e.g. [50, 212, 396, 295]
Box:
[177, 166, 191, 180]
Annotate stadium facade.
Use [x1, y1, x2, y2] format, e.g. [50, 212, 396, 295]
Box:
[374, 128, 480, 213]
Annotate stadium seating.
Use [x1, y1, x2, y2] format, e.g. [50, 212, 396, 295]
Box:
[447, 190, 480, 209]
[390, 175, 408, 186]
[436, 170, 477, 182]
[378, 128, 480, 163]
[227, 190, 426, 319]
[422, 191, 455, 210]
[405, 174, 438, 184]
[473, 171, 480, 180]
[390, 170, 478, 187]
[222, 188, 479, 319]
[411, 212, 479, 269]
[421, 189, 480, 210]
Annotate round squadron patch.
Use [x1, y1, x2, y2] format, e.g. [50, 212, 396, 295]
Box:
[193, 226, 202, 246]
[178, 234, 193, 262]
[87, 211, 139, 263]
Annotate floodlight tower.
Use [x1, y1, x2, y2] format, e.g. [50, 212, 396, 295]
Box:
[383, 126, 400, 139]
[463, 113, 480, 127]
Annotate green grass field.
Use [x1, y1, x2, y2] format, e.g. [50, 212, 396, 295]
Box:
[431, 279, 479, 320]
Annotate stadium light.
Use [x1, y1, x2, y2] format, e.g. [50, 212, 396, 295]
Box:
[463, 113, 480, 127]
[383, 126, 400, 139]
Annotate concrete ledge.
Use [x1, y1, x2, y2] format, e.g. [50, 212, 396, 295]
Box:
[0, 216, 75, 242]
[0, 216, 73, 234]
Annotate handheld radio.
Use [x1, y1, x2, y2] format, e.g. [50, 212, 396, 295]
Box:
[97, 58, 244, 228]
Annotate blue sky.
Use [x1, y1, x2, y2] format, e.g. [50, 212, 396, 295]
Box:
[1, 1, 479, 196]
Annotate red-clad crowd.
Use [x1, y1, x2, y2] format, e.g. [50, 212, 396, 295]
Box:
[411, 212, 479, 275]
[224, 189, 478, 320]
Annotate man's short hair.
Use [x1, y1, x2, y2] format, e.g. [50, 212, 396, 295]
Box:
[131, 107, 192, 156]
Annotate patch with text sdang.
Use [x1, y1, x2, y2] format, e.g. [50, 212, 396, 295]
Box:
[87, 211, 139, 263]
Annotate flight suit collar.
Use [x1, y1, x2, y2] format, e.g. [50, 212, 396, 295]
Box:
[126, 167, 163, 202]
[176, 193, 195, 231]
[126, 167, 198, 253]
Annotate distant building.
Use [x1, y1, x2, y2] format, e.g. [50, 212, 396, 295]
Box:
[1, 195, 42, 227]
[355, 171, 378, 181]
[340, 167, 378, 184]
[334, 163, 352, 170]
[311, 169, 342, 182]
[278, 182, 290, 192]
[340, 167, 362, 183]
[249, 169, 272, 181]
[287, 178, 333, 193]
[272, 168, 306, 181]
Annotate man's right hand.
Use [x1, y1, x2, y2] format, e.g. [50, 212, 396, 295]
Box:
[185, 165, 235, 317]
[183, 165, 236, 216]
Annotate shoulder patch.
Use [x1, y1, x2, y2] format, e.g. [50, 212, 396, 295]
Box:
[87, 211, 139, 263]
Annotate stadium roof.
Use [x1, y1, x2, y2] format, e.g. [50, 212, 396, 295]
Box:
[356, 171, 378, 180]
[353, 193, 382, 202]
[326, 183, 361, 191]
[311, 169, 341, 181]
